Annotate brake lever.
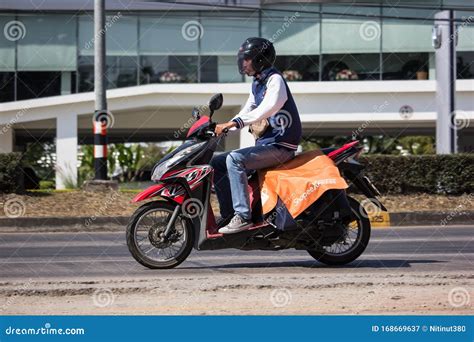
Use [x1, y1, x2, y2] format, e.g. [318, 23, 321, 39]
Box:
[204, 130, 216, 137]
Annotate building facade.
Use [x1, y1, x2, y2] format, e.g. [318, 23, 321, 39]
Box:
[0, 0, 473, 188]
[1, 0, 473, 101]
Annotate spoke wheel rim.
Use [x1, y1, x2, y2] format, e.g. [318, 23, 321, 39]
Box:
[134, 208, 187, 262]
[322, 206, 363, 256]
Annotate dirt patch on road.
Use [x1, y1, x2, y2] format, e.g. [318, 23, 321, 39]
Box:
[1, 272, 472, 315]
[1, 191, 473, 218]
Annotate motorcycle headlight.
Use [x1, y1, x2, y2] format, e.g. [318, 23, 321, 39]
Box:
[151, 157, 178, 182]
[151, 141, 207, 181]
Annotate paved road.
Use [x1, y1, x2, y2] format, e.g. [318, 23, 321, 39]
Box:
[0, 225, 472, 280]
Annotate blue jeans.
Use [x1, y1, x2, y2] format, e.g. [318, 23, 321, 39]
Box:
[210, 144, 295, 221]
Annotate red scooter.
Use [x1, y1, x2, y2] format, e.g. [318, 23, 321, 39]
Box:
[126, 94, 387, 269]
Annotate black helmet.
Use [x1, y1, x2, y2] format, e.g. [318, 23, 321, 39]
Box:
[237, 37, 276, 75]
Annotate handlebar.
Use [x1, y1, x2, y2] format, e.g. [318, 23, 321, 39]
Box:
[199, 123, 230, 139]
[203, 126, 229, 137]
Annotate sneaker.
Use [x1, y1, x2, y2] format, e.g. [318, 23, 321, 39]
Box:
[216, 215, 232, 228]
[218, 215, 253, 234]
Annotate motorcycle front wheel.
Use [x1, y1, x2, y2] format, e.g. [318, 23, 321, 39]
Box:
[126, 201, 194, 269]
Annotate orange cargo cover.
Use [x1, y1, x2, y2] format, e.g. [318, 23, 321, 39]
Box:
[259, 150, 349, 218]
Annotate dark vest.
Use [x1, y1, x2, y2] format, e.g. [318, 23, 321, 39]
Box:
[252, 67, 302, 150]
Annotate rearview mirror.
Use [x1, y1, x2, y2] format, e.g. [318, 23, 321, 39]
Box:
[208, 93, 223, 113]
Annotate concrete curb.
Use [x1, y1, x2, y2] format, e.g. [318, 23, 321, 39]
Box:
[389, 211, 474, 227]
[0, 216, 128, 232]
[0, 211, 472, 232]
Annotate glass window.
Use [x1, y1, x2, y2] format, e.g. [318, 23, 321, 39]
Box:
[382, 7, 436, 53]
[261, 5, 320, 81]
[200, 11, 258, 82]
[321, 53, 380, 81]
[382, 0, 441, 7]
[262, 5, 320, 55]
[0, 72, 15, 102]
[17, 15, 77, 71]
[454, 11, 473, 79]
[78, 56, 94, 92]
[321, 5, 380, 81]
[382, 52, 429, 80]
[322, 5, 380, 54]
[79, 56, 138, 92]
[217, 56, 243, 83]
[139, 13, 198, 55]
[200, 56, 246, 83]
[106, 56, 138, 88]
[79, 14, 138, 56]
[456, 11, 474, 52]
[442, 0, 472, 7]
[140, 55, 198, 84]
[200, 56, 218, 83]
[0, 16, 15, 72]
[457, 52, 474, 79]
[200, 12, 259, 55]
[16, 72, 61, 100]
[275, 55, 320, 81]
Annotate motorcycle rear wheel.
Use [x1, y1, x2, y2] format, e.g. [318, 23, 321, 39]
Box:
[307, 196, 371, 265]
[126, 201, 194, 269]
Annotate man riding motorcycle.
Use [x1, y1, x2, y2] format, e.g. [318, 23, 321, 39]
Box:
[211, 37, 302, 234]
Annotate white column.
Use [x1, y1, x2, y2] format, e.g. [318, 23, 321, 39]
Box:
[56, 114, 78, 189]
[61, 72, 72, 95]
[0, 125, 14, 153]
[239, 127, 255, 149]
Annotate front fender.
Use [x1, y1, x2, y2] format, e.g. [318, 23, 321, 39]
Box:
[132, 184, 166, 202]
[132, 179, 191, 205]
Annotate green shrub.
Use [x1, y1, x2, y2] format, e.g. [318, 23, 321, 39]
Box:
[39, 180, 55, 190]
[359, 154, 474, 195]
[0, 153, 24, 193]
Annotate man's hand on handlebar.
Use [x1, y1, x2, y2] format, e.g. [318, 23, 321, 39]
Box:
[215, 121, 237, 136]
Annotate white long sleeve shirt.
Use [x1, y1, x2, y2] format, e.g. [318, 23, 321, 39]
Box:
[231, 74, 288, 129]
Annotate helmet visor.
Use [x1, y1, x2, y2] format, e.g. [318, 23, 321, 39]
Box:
[237, 51, 246, 75]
